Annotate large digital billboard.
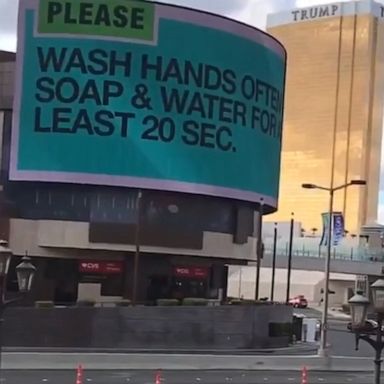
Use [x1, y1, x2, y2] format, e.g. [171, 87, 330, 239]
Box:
[11, 0, 286, 209]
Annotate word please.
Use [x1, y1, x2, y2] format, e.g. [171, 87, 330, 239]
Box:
[46, 1, 146, 29]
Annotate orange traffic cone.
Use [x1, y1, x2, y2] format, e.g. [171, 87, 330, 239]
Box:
[301, 366, 308, 384]
[155, 370, 162, 384]
[76, 364, 83, 384]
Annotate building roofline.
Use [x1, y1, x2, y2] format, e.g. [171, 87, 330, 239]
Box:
[0, 50, 16, 63]
[267, 0, 383, 29]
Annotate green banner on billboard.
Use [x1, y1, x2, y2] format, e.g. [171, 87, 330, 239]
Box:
[38, 0, 155, 40]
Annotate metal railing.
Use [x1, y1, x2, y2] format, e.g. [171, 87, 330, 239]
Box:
[263, 237, 384, 262]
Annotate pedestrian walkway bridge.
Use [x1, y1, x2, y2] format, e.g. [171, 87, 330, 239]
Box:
[262, 237, 384, 276]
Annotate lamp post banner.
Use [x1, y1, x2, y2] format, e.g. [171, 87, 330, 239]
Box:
[320, 211, 344, 246]
[11, 0, 286, 209]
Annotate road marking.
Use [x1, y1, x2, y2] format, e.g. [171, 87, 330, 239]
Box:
[196, 378, 201, 382]
[263, 379, 269, 382]
[42, 380, 48, 382]
[86, 379, 92, 382]
[288, 379, 294, 382]
[318, 379, 325, 382]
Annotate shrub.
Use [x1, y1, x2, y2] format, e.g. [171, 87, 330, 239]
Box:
[241, 299, 259, 305]
[235, 299, 256, 305]
[226, 297, 236, 302]
[182, 298, 208, 306]
[227, 298, 268, 306]
[341, 303, 351, 314]
[76, 299, 96, 307]
[35, 301, 54, 308]
[115, 299, 132, 307]
[229, 299, 243, 305]
[156, 299, 179, 306]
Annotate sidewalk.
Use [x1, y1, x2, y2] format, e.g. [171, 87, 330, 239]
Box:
[0, 352, 376, 372]
[328, 308, 351, 320]
[294, 306, 351, 321]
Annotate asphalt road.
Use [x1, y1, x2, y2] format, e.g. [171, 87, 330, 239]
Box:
[0, 370, 376, 384]
[328, 320, 374, 357]
[295, 308, 374, 357]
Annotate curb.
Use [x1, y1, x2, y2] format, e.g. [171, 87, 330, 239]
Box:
[1, 353, 378, 372]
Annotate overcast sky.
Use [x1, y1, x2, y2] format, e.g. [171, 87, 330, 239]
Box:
[0, 0, 352, 51]
[1, 0, 384, 223]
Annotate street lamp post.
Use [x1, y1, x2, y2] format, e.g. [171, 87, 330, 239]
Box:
[132, 190, 142, 306]
[302, 179, 366, 357]
[0, 240, 36, 373]
[286, 213, 294, 304]
[349, 279, 384, 384]
[270, 222, 277, 302]
[255, 198, 264, 301]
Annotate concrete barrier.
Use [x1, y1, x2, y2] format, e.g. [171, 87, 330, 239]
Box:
[3, 305, 292, 350]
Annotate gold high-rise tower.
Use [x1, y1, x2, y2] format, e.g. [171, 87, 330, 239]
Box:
[267, 1, 384, 234]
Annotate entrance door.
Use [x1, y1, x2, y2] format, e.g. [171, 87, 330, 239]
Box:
[47, 259, 78, 305]
[147, 275, 169, 304]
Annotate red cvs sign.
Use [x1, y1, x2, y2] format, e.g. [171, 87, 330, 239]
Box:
[79, 261, 123, 274]
[174, 266, 209, 279]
